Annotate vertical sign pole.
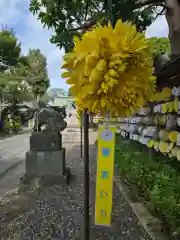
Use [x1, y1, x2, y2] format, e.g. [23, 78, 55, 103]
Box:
[80, 112, 83, 158]
[84, 109, 90, 240]
[95, 124, 116, 226]
[94, 0, 115, 227]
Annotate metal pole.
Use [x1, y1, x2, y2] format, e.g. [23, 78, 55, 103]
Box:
[80, 111, 83, 158]
[84, 109, 90, 240]
[107, 0, 113, 25]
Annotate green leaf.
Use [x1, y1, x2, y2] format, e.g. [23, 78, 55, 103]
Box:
[29, 0, 159, 51]
[29, 0, 41, 14]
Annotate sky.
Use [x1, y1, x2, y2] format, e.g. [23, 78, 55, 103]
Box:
[0, 0, 169, 91]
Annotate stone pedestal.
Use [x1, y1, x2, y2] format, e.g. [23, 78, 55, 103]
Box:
[25, 148, 66, 176]
[23, 130, 70, 186]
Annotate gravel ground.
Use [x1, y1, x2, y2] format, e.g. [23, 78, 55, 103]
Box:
[0, 137, 151, 240]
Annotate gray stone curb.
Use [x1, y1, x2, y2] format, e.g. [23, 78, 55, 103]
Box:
[115, 177, 169, 240]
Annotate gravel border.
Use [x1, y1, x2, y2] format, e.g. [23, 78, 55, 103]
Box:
[115, 178, 169, 240]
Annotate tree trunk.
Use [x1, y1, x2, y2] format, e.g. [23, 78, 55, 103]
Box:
[137, 0, 180, 58]
[165, 0, 180, 58]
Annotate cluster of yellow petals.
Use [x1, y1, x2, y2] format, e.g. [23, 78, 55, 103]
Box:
[61, 19, 156, 117]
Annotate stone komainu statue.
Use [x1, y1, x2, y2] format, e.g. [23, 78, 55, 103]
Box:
[33, 107, 67, 132]
[24, 105, 70, 184]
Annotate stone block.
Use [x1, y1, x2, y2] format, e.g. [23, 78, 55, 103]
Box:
[30, 131, 62, 151]
[25, 148, 66, 177]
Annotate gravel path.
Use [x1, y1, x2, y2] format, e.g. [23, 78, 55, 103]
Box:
[0, 130, 151, 240]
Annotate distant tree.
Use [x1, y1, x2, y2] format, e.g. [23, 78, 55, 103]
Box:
[0, 28, 51, 118]
[21, 49, 50, 101]
[0, 28, 21, 72]
[149, 37, 170, 57]
[0, 69, 33, 104]
[0, 28, 31, 105]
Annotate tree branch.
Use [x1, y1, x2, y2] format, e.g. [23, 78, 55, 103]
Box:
[84, 0, 89, 21]
[154, 6, 166, 20]
[136, 0, 166, 8]
[90, 1, 103, 13]
[70, 0, 166, 33]
[69, 15, 102, 32]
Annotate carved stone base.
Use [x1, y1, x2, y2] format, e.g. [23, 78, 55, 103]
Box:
[30, 131, 62, 151]
[39, 167, 71, 186]
[25, 148, 66, 177]
[20, 167, 71, 190]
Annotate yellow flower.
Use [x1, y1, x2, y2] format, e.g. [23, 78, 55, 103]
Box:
[150, 87, 172, 102]
[168, 131, 179, 143]
[61, 19, 156, 117]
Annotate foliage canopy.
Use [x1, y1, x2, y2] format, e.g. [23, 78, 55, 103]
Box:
[29, 0, 162, 52]
[0, 28, 50, 104]
[149, 37, 170, 57]
[0, 29, 21, 71]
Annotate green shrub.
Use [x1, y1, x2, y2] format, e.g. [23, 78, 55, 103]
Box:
[117, 137, 180, 236]
[4, 119, 21, 131]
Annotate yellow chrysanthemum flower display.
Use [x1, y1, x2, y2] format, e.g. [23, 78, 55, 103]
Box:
[61, 19, 156, 117]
